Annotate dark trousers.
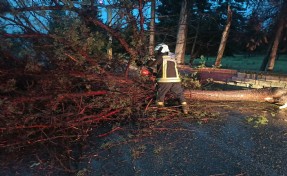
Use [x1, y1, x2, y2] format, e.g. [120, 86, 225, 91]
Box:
[156, 82, 186, 103]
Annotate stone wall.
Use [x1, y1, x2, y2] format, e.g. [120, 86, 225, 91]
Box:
[228, 72, 287, 88]
[178, 66, 287, 89]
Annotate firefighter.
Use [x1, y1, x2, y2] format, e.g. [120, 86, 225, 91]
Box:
[147, 43, 188, 114]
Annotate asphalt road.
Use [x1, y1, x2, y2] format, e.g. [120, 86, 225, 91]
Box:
[82, 101, 287, 176]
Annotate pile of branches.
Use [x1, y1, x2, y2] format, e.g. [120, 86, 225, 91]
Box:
[0, 66, 154, 173]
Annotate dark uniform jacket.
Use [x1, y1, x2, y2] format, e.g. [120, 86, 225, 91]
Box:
[148, 53, 181, 83]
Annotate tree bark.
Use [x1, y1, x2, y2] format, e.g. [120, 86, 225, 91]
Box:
[175, 0, 189, 64]
[214, 5, 232, 68]
[149, 0, 155, 58]
[266, 13, 286, 71]
[190, 18, 200, 66]
[184, 87, 287, 105]
[260, 41, 273, 71]
[107, 7, 113, 60]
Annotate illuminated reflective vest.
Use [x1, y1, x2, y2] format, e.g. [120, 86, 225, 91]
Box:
[157, 55, 181, 83]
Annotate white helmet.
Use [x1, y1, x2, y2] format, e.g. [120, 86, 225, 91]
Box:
[155, 43, 170, 53]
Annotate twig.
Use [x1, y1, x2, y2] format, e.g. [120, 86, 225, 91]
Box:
[64, 53, 80, 63]
[96, 126, 122, 137]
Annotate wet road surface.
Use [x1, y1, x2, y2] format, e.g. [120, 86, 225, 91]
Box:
[81, 101, 287, 176]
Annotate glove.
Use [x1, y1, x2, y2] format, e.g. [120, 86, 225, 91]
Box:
[135, 60, 143, 67]
[146, 60, 155, 67]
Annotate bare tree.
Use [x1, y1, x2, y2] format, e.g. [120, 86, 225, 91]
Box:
[266, 1, 287, 71]
[149, 0, 155, 58]
[0, 0, 152, 78]
[189, 17, 201, 66]
[214, 5, 232, 68]
[175, 0, 189, 64]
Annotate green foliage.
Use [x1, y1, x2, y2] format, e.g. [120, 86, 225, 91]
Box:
[192, 110, 220, 121]
[153, 145, 164, 154]
[131, 145, 146, 159]
[24, 60, 42, 72]
[246, 115, 268, 127]
[192, 55, 287, 74]
[56, 75, 72, 89]
[108, 53, 130, 73]
[51, 16, 107, 66]
[181, 72, 201, 89]
[0, 79, 16, 93]
[196, 55, 206, 68]
[212, 63, 222, 69]
[1, 38, 35, 62]
[75, 168, 89, 176]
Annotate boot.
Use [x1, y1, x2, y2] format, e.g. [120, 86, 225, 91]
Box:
[156, 101, 164, 108]
[181, 102, 189, 114]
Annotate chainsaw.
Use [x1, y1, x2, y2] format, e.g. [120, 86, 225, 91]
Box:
[140, 66, 153, 77]
[135, 59, 156, 82]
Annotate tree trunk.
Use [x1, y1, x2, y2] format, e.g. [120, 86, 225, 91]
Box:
[260, 41, 273, 71]
[175, 0, 189, 64]
[149, 0, 156, 58]
[266, 15, 286, 71]
[190, 18, 200, 66]
[107, 7, 113, 60]
[184, 88, 287, 107]
[214, 5, 232, 68]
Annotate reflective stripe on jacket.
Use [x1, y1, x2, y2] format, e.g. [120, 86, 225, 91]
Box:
[157, 55, 181, 83]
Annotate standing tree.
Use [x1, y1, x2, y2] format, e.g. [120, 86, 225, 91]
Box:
[149, 0, 156, 58]
[244, 0, 287, 71]
[175, 0, 189, 64]
[156, 0, 246, 65]
[214, 5, 232, 68]
[189, 18, 201, 65]
[266, 0, 287, 71]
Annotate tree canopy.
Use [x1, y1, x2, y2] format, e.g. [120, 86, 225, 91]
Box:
[1, 0, 287, 174]
[1, 0, 286, 68]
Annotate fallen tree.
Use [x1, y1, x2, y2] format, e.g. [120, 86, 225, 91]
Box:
[1, 60, 286, 174]
[0, 65, 155, 174]
[184, 87, 287, 109]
